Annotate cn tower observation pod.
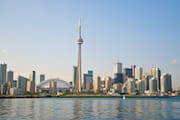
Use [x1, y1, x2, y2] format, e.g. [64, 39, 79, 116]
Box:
[37, 78, 72, 94]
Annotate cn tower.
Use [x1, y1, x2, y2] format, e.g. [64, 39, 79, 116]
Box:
[76, 19, 83, 93]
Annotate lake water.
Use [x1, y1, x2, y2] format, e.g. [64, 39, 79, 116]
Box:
[0, 97, 180, 120]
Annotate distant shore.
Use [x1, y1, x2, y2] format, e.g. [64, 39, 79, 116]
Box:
[0, 94, 174, 99]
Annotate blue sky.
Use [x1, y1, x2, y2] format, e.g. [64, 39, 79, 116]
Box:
[0, 0, 180, 88]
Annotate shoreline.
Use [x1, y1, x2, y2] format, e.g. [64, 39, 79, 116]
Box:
[0, 95, 175, 99]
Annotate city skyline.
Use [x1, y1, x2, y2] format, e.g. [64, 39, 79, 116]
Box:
[0, 1, 179, 88]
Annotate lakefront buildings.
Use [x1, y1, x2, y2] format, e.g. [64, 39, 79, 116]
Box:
[0, 21, 174, 96]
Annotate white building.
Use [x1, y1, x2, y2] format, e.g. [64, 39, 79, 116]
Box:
[136, 80, 145, 94]
[135, 67, 143, 80]
[37, 78, 72, 94]
[114, 62, 122, 74]
[104, 76, 113, 90]
[149, 78, 157, 93]
[93, 76, 101, 93]
[127, 78, 136, 93]
[151, 67, 161, 91]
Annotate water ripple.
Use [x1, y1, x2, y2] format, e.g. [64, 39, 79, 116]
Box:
[0, 97, 180, 120]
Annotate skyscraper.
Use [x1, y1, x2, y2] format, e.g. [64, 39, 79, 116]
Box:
[0, 63, 7, 85]
[83, 71, 93, 90]
[161, 73, 172, 93]
[93, 76, 101, 93]
[76, 19, 83, 93]
[30, 71, 36, 93]
[114, 62, 122, 74]
[123, 68, 133, 82]
[40, 74, 45, 82]
[136, 80, 145, 94]
[135, 67, 143, 80]
[73, 66, 78, 89]
[131, 65, 136, 78]
[114, 73, 124, 84]
[144, 74, 152, 90]
[149, 77, 157, 93]
[7, 71, 14, 83]
[114, 62, 124, 84]
[104, 76, 113, 90]
[18, 76, 28, 93]
[126, 78, 136, 93]
[151, 67, 161, 91]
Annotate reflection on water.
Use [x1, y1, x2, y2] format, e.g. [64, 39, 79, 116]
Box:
[73, 100, 83, 119]
[0, 97, 180, 120]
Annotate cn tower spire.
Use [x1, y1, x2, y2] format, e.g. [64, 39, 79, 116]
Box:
[76, 18, 83, 93]
[77, 18, 83, 44]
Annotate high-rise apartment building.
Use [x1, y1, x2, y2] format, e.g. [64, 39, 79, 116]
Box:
[83, 71, 93, 91]
[73, 66, 78, 89]
[18, 76, 28, 93]
[144, 74, 152, 90]
[149, 78, 157, 93]
[114, 62, 122, 74]
[135, 67, 143, 80]
[161, 73, 172, 93]
[127, 78, 136, 93]
[136, 80, 145, 93]
[131, 65, 136, 78]
[7, 71, 14, 83]
[123, 68, 133, 82]
[104, 76, 113, 90]
[114, 73, 124, 84]
[151, 67, 161, 90]
[93, 76, 101, 93]
[114, 62, 123, 84]
[40, 74, 45, 82]
[0, 63, 7, 85]
[30, 71, 36, 93]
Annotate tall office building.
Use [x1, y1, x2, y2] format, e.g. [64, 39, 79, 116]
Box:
[12, 80, 17, 88]
[114, 62, 123, 84]
[123, 68, 133, 82]
[104, 76, 113, 90]
[144, 74, 152, 90]
[40, 74, 45, 82]
[136, 80, 145, 93]
[114, 73, 124, 84]
[7, 71, 14, 83]
[30, 71, 36, 93]
[26, 80, 31, 93]
[83, 71, 93, 90]
[93, 76, 101, 93]
[76, 19, 83, 93]
[135, 67, 143, 80]
[151, 67, 161, 91]
[161, 73, 172, 93]
[73, 66, 78, 89]
[18, 76, 28, 93]
[131, 65, 136, 78]
[114, 62, 122, 74]
[0, 63, 7, 85]
[149, 77, 157, 93]
[127, 78, 136, 93]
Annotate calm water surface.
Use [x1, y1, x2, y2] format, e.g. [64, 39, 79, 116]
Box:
[0, 97, 180, 120]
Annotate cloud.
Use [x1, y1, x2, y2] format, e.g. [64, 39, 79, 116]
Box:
[171, 59, 177, 64]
